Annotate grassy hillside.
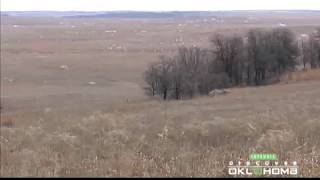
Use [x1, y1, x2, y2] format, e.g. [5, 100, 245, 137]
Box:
[1, 80, 320, 177]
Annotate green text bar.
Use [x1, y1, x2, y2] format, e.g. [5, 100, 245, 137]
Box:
[250, 153, 278, 160]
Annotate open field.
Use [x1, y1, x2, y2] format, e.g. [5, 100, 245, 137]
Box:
[1, 13, 320, 177]
[2, 14, 320, 114]
[1, 79, 320, 177]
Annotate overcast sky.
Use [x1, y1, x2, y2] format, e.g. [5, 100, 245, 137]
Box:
[1, 0, 320, 11]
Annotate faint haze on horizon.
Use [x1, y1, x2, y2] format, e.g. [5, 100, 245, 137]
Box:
[1, 0, 320, 11]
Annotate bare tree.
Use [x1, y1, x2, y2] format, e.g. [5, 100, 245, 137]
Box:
[177, 46, 203, 98]
[301, 38, 311, 70]
[247, 28, 298, 85]
[157, 56, 173, 100]
[309, 29, 320, 69]
[144, 56, 173, 100]
[299, 29, 320, 70]
[144, 62, 159, 96]
[211, 33, 245, 85]
[144, 27, 308, 101]
[171, 58, 183, 100]
[271, 28, 299, 73]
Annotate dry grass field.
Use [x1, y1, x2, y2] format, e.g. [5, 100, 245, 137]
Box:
[1, 13, 320, 177]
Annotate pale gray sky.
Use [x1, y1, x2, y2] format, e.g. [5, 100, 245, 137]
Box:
[1, 0, 320, 11]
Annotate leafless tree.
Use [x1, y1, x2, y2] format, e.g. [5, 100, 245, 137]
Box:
[211, 33, 245, 85]
[144, 27, 313, 101]
[144, 62, 159, 96]
[309, 29, 320, 69]
[171, 58, 183, 100]
[247, 28, 298, 85]
[157, 56, 174, 100]
[301, 38, 311, 70]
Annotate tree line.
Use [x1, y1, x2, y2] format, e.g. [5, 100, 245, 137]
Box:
[144, 27, 320, 100]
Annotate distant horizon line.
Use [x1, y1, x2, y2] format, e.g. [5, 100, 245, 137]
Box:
[2, 9, 320, 12]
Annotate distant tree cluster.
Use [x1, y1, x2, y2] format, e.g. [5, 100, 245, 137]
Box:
[300, 28, 320, 70]
[144, 47, 223, 100]
[245, 28, 299, 85]
[144, 27, 320, 100]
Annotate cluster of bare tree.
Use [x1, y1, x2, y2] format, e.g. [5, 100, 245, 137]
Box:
[144, 27, 320, 100]
[300, 28, 320, 70]
[246, 28, 300, 85]
[144, 47, 226, 100]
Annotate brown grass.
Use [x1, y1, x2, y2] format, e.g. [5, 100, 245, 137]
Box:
[1, 81, 320, 177]
[1, 16, 320, 177]
[280, 69, 320, 83]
